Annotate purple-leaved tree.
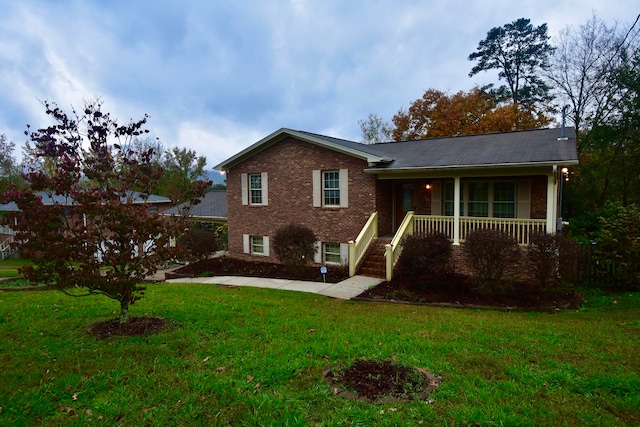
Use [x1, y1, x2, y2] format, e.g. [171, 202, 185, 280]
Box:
[3, 99, 209, 324]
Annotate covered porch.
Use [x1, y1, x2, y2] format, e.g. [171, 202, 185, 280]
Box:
[350, 167, 563, 280]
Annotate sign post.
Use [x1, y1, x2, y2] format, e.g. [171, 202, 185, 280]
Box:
[320, 265, 327, 283]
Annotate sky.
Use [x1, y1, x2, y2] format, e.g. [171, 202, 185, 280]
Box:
[0, 0, 637, 172]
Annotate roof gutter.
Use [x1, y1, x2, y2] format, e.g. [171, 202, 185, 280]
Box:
[364, 159, 579, 174]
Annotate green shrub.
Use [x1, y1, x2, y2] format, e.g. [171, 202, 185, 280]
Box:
[463, 228, 520, 295]
[177, 228, 221, 261]
[272, 224, 317, 274]
[594, 203, 640, 290]
[396, 232, 452, 287]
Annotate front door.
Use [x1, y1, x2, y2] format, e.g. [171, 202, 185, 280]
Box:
[394, 181, 416, 231]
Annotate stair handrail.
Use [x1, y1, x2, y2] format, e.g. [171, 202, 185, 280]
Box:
[385, 211, 415, 281]
[0, 234, 15, 260]
[348, 211, 378, 277]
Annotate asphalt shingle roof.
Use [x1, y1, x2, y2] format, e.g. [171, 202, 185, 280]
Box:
[365, 127, 578, 170]
[163, 190, 227, 219]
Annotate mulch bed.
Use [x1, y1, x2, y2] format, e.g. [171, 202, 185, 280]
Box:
[166, 257, 350, 283]
[325, 359, 440, 403]
[169, 257, 583, 311]
[359, 274, 584, 311]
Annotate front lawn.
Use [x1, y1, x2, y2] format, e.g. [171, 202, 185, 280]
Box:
[0, 284, 638, 426]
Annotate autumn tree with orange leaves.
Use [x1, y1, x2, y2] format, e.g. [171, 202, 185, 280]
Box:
[391, 87, 551, 141]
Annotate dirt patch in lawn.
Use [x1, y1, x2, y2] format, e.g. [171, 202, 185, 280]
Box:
[325, 359, 440, 403]
[88, 316, 171, 338]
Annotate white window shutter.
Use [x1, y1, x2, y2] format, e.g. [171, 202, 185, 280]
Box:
[431, 181, 442, 215]
[241, 173, 248, 205]
[340, 243, 349, 265]
[312, 170, 321, 207]
[314, 241, 322, 263]
[517, 180, 531, 219]
[243, 234, 250, 253]
[339, 169, 348, 208]
[261, 172, 268, 206]
[263, 236, 270, 256]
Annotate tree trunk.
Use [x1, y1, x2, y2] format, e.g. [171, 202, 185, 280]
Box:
[120, 299, 130, 324]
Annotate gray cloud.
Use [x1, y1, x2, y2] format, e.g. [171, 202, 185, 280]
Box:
[0, 0, 635, 168]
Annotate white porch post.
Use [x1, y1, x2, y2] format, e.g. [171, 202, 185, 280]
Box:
[546, 171, 557, 234]
[453, 176, 461, 244]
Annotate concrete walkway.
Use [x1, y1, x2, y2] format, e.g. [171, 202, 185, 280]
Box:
[164, 274, 384, 300]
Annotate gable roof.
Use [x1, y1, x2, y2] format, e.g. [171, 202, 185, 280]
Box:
[163, 190, 227, 220]
[214, 128, 392, 170]
[214, 127, 578, 172]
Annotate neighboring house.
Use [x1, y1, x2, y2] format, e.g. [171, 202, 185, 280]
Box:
[214, 127, 578, 279]
[0, 191, 172, 259]
[163, 189, 228, 228]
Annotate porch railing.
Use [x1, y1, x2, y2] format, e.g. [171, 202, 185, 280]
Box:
[348, 212, 378, 277]
[412, 215, 546, 245]
[383, 214, 548, 280]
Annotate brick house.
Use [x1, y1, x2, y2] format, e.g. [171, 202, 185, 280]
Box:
[214, 127, 578, 279]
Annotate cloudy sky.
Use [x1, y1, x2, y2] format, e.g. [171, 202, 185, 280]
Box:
[0, 1, 637, 170]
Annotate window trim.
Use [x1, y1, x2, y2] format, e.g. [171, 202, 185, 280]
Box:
[249, 173, 263, 205]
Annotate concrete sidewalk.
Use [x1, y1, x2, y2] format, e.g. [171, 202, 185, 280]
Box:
[164, 274, 384, 300]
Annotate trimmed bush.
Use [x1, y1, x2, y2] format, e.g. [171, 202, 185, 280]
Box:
[463, 228, 520, 294]
[272, 224, 317, 274]
[177, 228, 221, 261]
[396, 232, 453, 287]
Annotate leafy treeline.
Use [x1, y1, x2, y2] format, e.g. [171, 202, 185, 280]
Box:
[360, 14, 640, 243]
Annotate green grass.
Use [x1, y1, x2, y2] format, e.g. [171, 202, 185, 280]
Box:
[0, 284, 639, 426]
[0, 258, 31, 278]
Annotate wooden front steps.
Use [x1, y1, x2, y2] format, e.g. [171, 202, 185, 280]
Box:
[355, 238, 391, 279]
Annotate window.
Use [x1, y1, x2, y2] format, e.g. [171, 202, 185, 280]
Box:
[249, 174, 262, 204]
[323, 170, 340, 206]
[443, 181, 517, 218]
[250, 236, 264, 254]
[323, 243, 341, 264]
[241, 173, 268, 206]
[243, 234, 269, 256]
[493, 182, 515, 218]
[313, 169, 348, 208]
[443, 182, 463, 217]
[468, 182, 489, 217]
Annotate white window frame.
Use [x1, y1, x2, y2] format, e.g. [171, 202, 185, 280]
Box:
[249, 174, 263, 205]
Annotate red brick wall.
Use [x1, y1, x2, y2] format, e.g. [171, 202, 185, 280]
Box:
[226, 137, 378, 259]
[530, 176, 547, 219]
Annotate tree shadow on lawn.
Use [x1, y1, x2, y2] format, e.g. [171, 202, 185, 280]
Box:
[88, 316, 171, 338]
